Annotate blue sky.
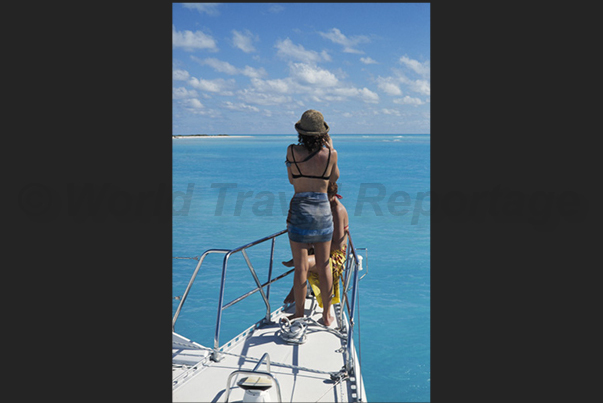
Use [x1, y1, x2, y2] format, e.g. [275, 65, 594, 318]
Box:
[173, 3, 430, 135]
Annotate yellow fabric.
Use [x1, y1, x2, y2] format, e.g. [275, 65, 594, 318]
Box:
[307, 248, 346, 308]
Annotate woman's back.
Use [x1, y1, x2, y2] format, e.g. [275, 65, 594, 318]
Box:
[287, 144, 338, 193]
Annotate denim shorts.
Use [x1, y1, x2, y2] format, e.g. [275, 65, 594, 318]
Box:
[286, 192, 333, 244]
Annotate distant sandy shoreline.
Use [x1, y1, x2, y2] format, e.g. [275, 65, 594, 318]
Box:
[172, 135, 252, 139]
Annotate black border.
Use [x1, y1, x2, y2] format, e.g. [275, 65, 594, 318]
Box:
[10, 2, 173, 400]
[431, 2, 596, 401]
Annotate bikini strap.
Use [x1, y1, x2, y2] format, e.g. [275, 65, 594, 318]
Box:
[320, 146, 332, 178]
[289, 144, 303, 176]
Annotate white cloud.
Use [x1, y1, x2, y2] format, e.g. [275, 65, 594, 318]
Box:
[318, 28, 370, 54]
[359, 87, 379, 103]
[327, 86, 379, 104]
[376, 76, 402, 96]
[250, 77, 294, 94]
[173, 87, 198, 99]
[289, 63, 339, 87]
[173, 69, 190, 81]
[240, 65, 267, 79]
[188, 76, 236, 94]
[182, 3, 220, 16]
[332, 87, 360, 98]
[238, 89, 293, 106]
[360, 57, 378, 65]
[381, 83, 402, 96]
[379, 67, 430, 97]
[233, 62, 378, 107]
[223, 101, 260, 113]
[195, 108, 222, 118]
[409, 79, 430, 96]
[393, 96, 425, 106]
[275, 38, 327, 63]
[321, 50, 332, 62]
[172, 25, 217, 52]
[193, 57, 238, 75]
[192, 57, 267, 78]
[381, 108, 402, 116]
[399, 55, 430, 78]
[182, 98, 204, 109]
[232, 29, 257, 53]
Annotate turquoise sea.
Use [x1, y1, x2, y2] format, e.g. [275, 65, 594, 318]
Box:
[172, 134, 430, 402]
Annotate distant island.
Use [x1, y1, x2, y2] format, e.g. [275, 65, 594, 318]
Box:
[172, 134, 229, 138]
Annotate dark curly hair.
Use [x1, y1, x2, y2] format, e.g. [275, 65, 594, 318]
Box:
[327, 181, 338, 197]
[298, 133, 330, 153]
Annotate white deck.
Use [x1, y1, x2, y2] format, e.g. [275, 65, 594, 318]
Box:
[172, 297, 366, 402]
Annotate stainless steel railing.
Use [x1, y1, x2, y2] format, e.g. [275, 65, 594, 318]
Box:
[172, 227, 366, 367]
[340, 230, 362, 378]
[172, 229, 290, 360]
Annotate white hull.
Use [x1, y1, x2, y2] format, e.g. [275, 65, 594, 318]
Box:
[173, 298, 366, 402]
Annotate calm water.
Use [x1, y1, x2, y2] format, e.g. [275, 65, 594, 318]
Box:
[172, 134, 430, 402]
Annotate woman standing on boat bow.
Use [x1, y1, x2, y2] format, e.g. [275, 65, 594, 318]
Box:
[285, 109, 339, 326]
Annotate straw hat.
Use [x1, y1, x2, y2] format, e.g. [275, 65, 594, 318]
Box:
[294, 109, 330, 136]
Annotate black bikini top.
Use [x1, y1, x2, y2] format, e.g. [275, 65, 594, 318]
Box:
[286, 144, 332, 180]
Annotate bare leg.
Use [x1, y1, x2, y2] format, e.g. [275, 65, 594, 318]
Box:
[284, 255, 316, 269]
[289, 240, 309, 320]
[284, 286, 295, 304]
[283, 255, 317, 304]
[307, 255, 317, 272]
[312, 240, 334, 326]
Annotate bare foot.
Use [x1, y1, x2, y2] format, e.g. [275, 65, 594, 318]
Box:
[281, 259, 294, 267]
[321, 313, 335, 327]
[283, 286, 295, 304]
